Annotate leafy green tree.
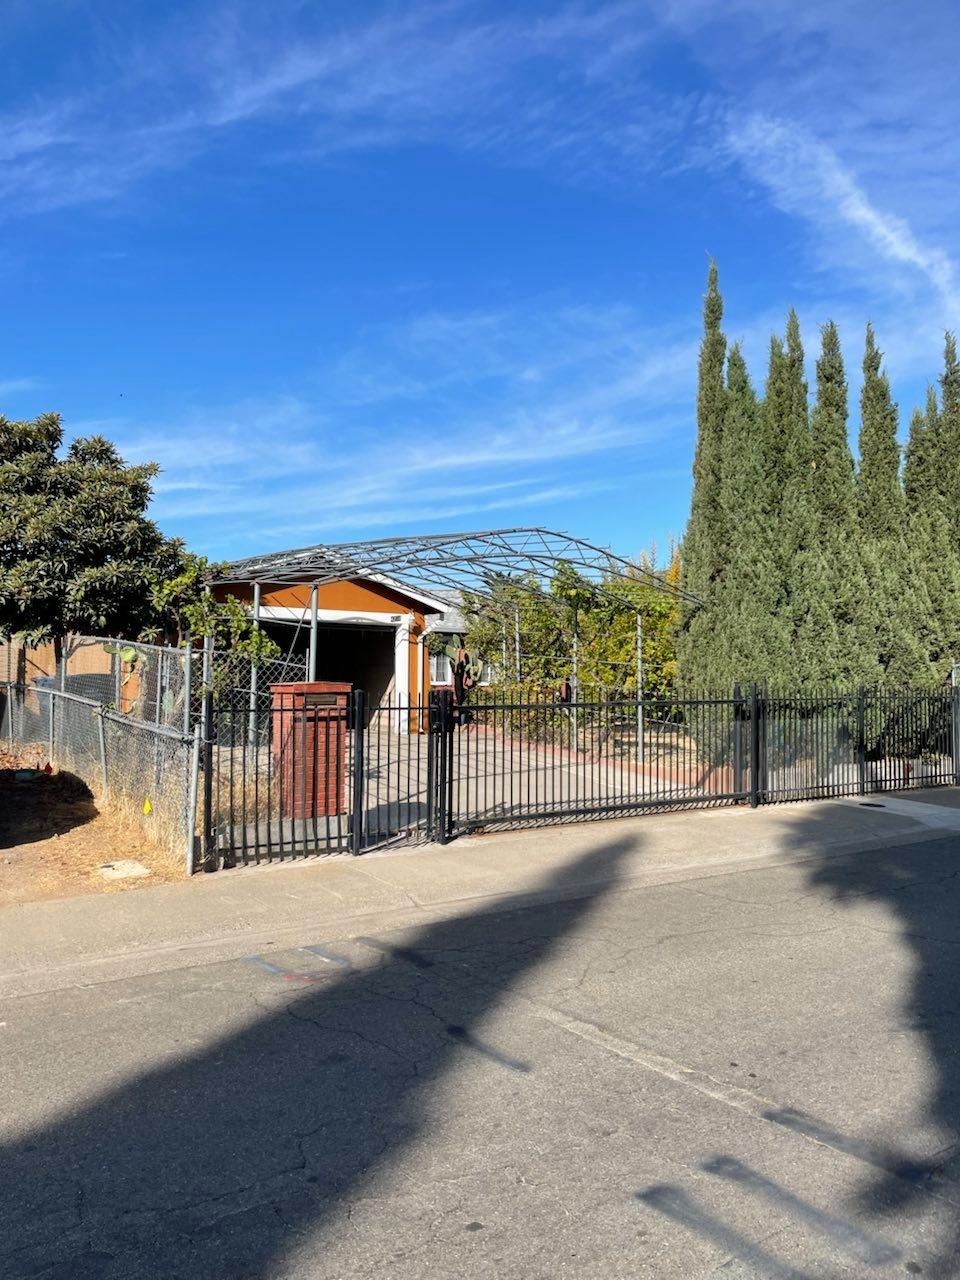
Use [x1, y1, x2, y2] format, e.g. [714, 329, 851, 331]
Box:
[572, 550, 682, 696]
[678, 261, 727, 684]
[151, 554, 280, 663]
[0, 414, 182, 660]
[461, 573, 570, 694]
[463, 549, 682, 699]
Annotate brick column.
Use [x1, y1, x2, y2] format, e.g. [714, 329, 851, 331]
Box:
[270, 682, 351, 818]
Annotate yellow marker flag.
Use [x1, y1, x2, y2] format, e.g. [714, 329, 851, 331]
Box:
[143, 798, 153, 815]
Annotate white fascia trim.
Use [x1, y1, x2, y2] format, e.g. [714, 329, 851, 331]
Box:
[362, 573, 451, 616]
[257, 605, 410, 625]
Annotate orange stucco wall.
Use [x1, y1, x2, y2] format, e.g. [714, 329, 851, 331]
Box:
[214, 578, 430, 616]
[213, 576, 434, 707]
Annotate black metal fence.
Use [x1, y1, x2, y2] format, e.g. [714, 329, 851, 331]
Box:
[200, 683, 960, 868]
[760, 685, 957, 802]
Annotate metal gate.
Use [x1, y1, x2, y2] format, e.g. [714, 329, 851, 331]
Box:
[201, 689, 441, 867]
[433, 688, 752, 838]
[200, 684, 960, 869]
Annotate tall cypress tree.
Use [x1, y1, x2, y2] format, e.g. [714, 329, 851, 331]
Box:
[901, 406, 943, 675]
[679, 274, 958, 688]
[679, 262, 727, 685]
[773, 314, 814, 570]
[858, 324, 902, 540]
[904, 389, 939, 511]
[939, 332, 960, 533]
[904, 384, 960, 676]
[807, 320, 874, 682]
[857, 326, 929, 681]
[772, 310, 833, 684]
[810, 321, 855, 534]
[781, 311, 811, 503]
[761, 335, 790, 495]
[717, 343, 785, 682]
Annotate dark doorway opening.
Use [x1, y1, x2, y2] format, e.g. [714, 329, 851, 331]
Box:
[315, 625, 394, 707]
[260, 622, 396, 708]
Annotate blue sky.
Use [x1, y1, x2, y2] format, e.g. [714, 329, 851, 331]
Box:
[4, 1, 959, 564]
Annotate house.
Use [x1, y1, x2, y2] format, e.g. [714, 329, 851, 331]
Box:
[214, 526, 669, 714]
[211, 566, 478, 711]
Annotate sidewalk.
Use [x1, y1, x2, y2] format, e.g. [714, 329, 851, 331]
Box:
[2, 792, 958, 998]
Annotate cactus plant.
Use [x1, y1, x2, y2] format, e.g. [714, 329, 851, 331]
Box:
[427, 633, 484, 706]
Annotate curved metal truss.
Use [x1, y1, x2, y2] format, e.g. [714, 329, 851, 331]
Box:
[217, 526, 698, 611]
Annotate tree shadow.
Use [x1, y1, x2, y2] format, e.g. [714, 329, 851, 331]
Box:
[0, 771, 96, 851]
[1, 836, 631, 1279]
[629, 798, 960, 1276]
[804, 814, 960, 1277]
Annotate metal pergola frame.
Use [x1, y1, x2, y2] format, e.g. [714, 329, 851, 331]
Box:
[217, 526, 697, 608]
[215, 529, 697, 744]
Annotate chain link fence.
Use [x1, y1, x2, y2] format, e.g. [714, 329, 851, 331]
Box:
[0, 634, 196, 731]
[1, 679, 199, 862]
[0, 631, 310, 730]
[0, 632, 305, 868]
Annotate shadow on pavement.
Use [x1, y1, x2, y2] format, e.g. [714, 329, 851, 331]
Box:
[1, 836, 632, 1279]
[634, 797, 960, 1276]
[806, 814, 960, 1278]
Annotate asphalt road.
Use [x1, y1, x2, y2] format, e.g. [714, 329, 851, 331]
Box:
[4, 811, 960, 1278]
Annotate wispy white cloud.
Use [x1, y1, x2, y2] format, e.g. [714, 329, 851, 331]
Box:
[725, 112, 960, 322]
[0, 377, 39, 397]
[264, 480, 617, 542]
[94, 299, 697, 553]
[0, 3, 673, 213]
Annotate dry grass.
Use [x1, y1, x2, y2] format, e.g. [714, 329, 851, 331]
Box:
[0, 744, 186, 907]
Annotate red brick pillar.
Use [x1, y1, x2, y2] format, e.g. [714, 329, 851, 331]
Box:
[270, 682, 352, 818]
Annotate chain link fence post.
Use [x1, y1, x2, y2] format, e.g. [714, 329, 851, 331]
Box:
[96, 706, 109, 800]
[182, 633, 193, 736]
[200, 635, 216, 871]
[186, 722, 202, 874]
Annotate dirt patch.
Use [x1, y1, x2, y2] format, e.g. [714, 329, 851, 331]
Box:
[0, 744, 185, 906]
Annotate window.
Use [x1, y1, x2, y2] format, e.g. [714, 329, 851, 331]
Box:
[429, 651, 452, 685]
[428, 641, 494, 686]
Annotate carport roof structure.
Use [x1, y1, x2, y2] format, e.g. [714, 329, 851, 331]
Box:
[216, 527, 700, 611]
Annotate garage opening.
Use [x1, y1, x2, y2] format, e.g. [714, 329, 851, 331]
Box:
[313, 625, 395, 707]
[261, 621, 396, 708]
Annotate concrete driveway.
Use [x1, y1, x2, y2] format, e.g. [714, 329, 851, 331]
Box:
[3, 795, 960, 1277]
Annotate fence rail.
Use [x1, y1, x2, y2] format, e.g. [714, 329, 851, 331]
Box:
[759, 685, 958, 803]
